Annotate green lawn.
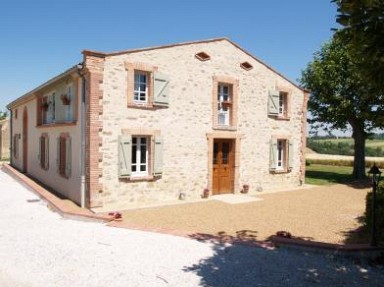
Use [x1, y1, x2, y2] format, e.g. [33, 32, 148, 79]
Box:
[305, 164, 355, 185]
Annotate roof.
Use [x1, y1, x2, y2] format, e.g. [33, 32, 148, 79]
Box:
[82, 37, 307, 92]
[7, 38, 308, 109]
[7, 65, 79, 109]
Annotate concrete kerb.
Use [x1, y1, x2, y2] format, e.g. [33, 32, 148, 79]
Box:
[271, 236, 384, 261]
[1, 164, 113, 223]
[2, 163, 383, 260]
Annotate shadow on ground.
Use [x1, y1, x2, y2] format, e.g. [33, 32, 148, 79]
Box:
[184, 232, 384, 286]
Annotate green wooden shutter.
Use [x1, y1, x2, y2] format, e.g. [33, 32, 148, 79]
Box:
[65, 137, 72, 177]
[268, 90, 279, 115]
[153, 136, 163, 176]
[288, 141, 294, 170]
[118, 135, 132, 177]
[269, 139, 277, 171]
[153, 72, 170, 106]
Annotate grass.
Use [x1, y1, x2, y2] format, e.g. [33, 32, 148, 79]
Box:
[305, 164, 355, 185]
[309, 138, 384, 148]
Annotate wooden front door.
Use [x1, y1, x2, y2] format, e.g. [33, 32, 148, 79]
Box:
[212, 139, 234, 195]
[22, 108, 28, 173]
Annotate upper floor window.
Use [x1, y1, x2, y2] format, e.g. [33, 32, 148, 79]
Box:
[268, 90, 290, 119]
[217, 84, 232, 126]
[63, 83, 74, 121]
[212, 76, 239, 130]
[41, 93, 56, 124]
[134, 71, 149, 103]
[125, 62, 170, 108]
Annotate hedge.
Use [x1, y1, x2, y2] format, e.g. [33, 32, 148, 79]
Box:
[306, 159, 384, 168]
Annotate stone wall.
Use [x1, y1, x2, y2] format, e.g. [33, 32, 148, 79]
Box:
[91, 39, 307, 209]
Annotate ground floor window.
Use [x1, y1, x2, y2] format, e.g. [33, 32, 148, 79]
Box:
[270, 138, 293, 172]
[118, 133, 163, 179]
[132, 136, 148, 176]
[39, 134, 49, 170]
[57, 134, 71, 178]
[13, 134, 20, 159]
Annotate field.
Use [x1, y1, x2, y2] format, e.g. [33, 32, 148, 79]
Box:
[307, 138, 384, 157]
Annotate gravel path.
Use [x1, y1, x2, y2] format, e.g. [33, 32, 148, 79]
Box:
[0, 170, 383, 286]
[115, 184, 369, 244]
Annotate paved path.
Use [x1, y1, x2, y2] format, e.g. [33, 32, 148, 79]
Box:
[0, 170, 383, 286]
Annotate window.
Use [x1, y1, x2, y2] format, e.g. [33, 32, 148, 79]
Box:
[118, 134, 163, 179]
[240, 61, 253, 71]
[278, 92, 288, 117]
[268, 90, 290, 119]
[217, 84, 232, 126]
[125, 62, 170, 108]
[212, 76, 239, 129]
[13, 134, 20, 159]
[57, 134, 71, 178]
[270, 138, 293, 172]
[40, 92, 56, 124]
[132, 137, 148, 176]
[39, 134, 49, 170]
[195, 52, 211, 61]
[64, 83, 74, 121]
[134, 71, 149, 103]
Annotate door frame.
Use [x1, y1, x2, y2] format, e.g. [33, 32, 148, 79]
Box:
[22, 107, 28, 173]
[207, 132, 242, 196]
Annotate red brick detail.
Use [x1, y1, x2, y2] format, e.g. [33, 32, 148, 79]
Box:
[300, 92, 310, 184]
[85, 56, 104, 208]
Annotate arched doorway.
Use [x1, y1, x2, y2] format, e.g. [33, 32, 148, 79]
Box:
[22, 108, 28, 173]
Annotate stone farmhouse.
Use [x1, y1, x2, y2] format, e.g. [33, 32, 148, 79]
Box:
[7, 38, 309, 210]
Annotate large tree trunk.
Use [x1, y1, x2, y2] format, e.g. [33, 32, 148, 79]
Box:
[352, 127, 366, 179]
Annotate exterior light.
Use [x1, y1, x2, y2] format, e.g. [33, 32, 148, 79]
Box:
[367, 163, 381, 247]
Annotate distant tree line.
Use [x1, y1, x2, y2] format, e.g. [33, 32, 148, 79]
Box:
[307, 138, 384, 157]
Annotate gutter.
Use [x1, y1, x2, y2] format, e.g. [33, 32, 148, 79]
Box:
[77, 63, 87, 208]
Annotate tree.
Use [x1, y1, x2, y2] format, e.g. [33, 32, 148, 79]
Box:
[0, 111, 7, 120]
[300, 34, 384, 179]
[333, 0, 384, 93]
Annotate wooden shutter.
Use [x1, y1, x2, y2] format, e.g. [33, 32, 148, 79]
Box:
[288, 141, 294, 170]
[153, 72, 170, 106]
[153, 137, 163, 176]
[268, 90, 279, 115]
[269, 139, 277, 171]
[38, 136, 42, 162]
[65, 137, 71, 177]
[118, 135, 132, 177]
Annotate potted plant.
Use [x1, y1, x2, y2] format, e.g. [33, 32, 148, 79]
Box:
[41, 101, 49, 111]
[241, 184, 249, 194]
[202, 188, 210, 199]
[60, 94, 71, 105]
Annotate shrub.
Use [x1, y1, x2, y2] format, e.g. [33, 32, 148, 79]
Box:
[365, 182, 384, 245]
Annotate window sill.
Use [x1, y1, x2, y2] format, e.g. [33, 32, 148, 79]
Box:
[119, 175, 161, 182]
[213, 126, 237, 131]
[37, 121, 77, 128]
[276, 116, 291, 121]
[127, 103, 168, 110]
[270, 168, 292, 174]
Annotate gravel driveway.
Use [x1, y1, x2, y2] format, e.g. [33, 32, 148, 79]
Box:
[0, 169, 383, 287]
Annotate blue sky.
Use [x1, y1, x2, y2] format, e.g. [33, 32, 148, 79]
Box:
[0, 0, 337, 111]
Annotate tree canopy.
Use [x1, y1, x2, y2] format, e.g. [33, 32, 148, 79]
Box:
[333, 0, 384, 92]
[300, 34, 384, 178]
